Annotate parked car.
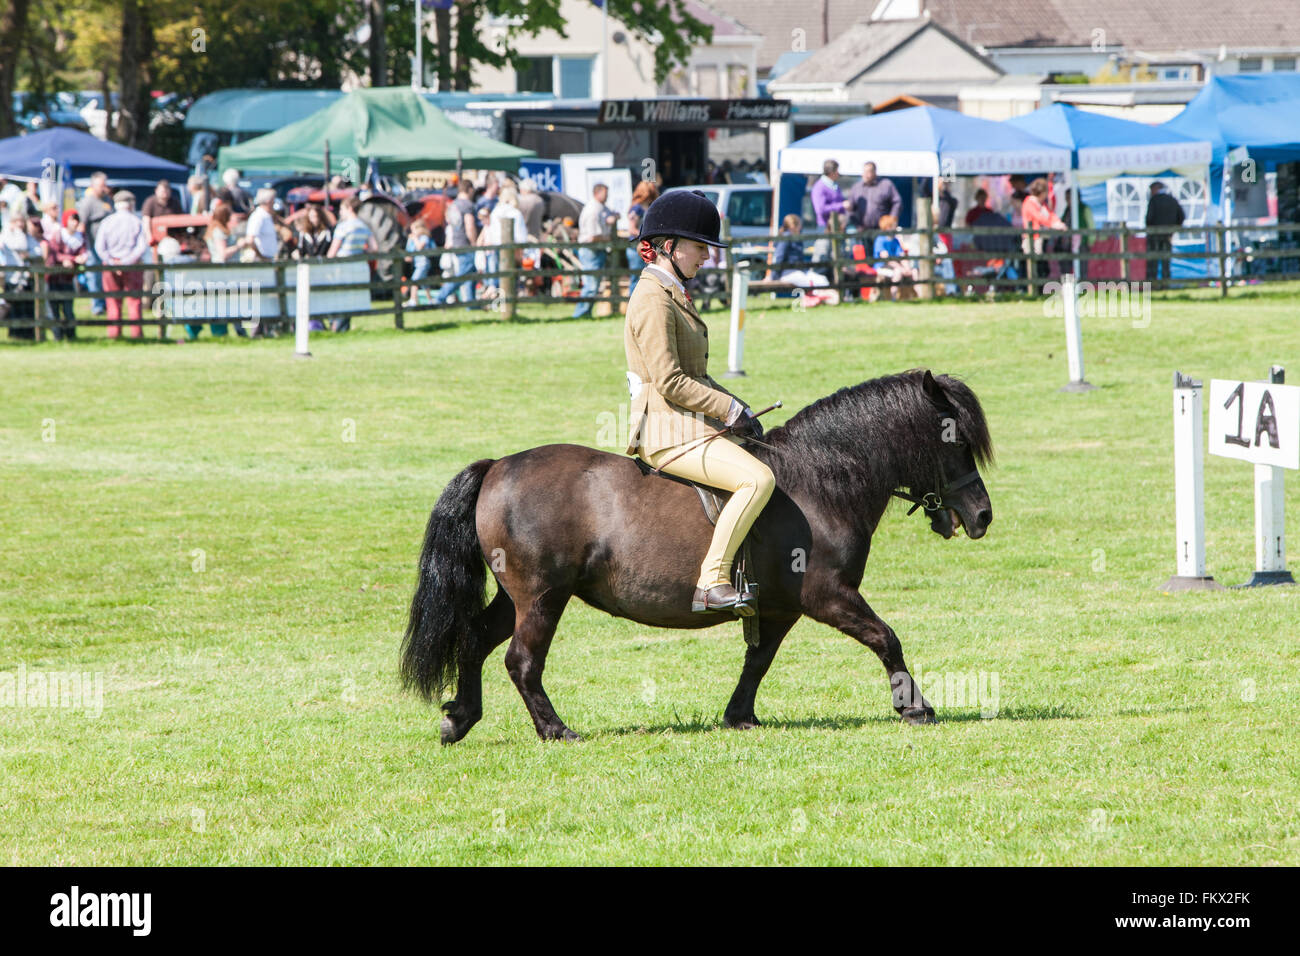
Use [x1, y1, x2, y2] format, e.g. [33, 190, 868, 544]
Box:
[662, 183, 774, 259]
[11, 92, 91, 133]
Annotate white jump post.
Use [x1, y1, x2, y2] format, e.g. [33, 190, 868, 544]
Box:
[724, 260, 750, 379]
[1162, 371, 1222, 591]
[294, 260, 312, 359]
[1060, 272, 1095, 392]
[1206, 367, 1298, 587]
[1241, 366, 1293, 587]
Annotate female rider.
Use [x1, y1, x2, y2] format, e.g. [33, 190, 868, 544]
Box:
[623, 190, 775, 616]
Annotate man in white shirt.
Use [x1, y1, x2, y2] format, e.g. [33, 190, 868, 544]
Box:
[574, 183, 616, 318]
[239, 188, 280, 260]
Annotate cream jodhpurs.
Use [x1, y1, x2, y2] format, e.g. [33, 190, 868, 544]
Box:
[643, 435, 776, 590]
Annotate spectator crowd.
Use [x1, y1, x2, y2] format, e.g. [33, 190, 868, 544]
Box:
[1, 154, 1190, 339]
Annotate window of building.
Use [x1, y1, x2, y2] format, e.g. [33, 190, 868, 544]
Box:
[727, 64, 750, 98]
[726, 190, 772, 227]
[516, 57, 553, 93]
[558, 57, 592, 98]
[695, 65, 720, 98]
[1273, 57, 1297, 71]
[1158, 66, 1195, 81]
[1239, 57, 1263, 72]
[515, 56, 593, 97]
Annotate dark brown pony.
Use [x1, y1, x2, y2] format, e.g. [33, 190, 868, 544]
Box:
[403, 369, 993, 744]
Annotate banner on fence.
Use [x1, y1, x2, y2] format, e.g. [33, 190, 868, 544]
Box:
[159, 261, 370, 322]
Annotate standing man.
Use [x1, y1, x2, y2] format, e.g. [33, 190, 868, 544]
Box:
[847, 161, 902, 232]
[239, 188, 281, 261]
[575, 182, 615, 318]
[809, 159, 848, 266]
[516, 177, 545, 278]
[0, 176, 27, 226]
[516, 177, 544, 239]
[93, 191, 149, 339]
[1145, 181, 1185, 289]
[185, 174, 211, 215]
[77, 171, 114, 317]
[326, 197, 376, 332]
[434, 181, 480, 306]
[141, 180, 183, 243]
[222, 169, 252, 214]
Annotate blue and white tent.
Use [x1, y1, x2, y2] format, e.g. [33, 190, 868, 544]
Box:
[0, 127, 187, 182]
[1006, 103, 1211, 186]
[778, 105, 1071, 178]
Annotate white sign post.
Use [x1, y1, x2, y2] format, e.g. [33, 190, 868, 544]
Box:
[1060, 273, 1095, 392]
[1162, 372, 1222, 591]
[294, 260, 312, 359]
[724, 263, 750, 378]
[1208, 367, 1298, 586]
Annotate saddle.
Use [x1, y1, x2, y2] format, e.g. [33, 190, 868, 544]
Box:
[633, 457, 761, 646]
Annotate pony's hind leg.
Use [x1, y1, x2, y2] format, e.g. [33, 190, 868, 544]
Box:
[504, 588, 579, 741]
[441, 588, 515, 746]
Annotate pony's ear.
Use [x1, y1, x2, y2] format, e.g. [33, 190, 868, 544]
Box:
[921, 369, 943, 400]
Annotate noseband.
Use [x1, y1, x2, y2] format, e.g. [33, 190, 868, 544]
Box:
[891, 468, 982, 517]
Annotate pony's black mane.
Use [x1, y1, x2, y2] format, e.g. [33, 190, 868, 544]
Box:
[756, 370, 993, 529]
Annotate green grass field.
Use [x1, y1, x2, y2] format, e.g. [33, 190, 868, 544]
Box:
[2, 286, 1297, 865]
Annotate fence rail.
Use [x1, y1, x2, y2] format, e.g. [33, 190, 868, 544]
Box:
[3, 221, 1299, 339]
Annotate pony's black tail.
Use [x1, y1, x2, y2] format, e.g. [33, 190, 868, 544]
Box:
[402, 459, 495, 702]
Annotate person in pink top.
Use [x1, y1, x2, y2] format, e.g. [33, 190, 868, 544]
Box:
[1021, 178, 1064, 285]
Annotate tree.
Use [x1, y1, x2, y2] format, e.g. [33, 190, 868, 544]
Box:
[0, 0, 32, 137]
[376, 0, 711, 92]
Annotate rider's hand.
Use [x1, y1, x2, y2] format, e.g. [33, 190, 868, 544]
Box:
[731, 409, 764, 440]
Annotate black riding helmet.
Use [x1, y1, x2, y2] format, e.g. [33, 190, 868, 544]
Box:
[635, 189, 728, 249]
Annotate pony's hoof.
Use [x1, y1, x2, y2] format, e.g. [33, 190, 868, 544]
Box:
[542, 727, 582, 742]
[439, 716, 462, 745]
[724, 714, 761, 730]
[901, 707, 938, 725]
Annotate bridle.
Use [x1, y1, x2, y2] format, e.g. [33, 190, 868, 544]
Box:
[890, 461, 983, 517]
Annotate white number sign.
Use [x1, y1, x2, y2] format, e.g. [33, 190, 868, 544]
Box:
[1208, 379, 1300, 470]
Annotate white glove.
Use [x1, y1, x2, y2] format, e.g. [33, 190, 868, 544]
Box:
[725, 398, 747, 426]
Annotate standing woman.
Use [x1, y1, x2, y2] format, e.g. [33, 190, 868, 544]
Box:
[624, 190, 774, 616]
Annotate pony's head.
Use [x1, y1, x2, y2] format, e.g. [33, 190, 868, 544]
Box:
[904, 370, 994, 540]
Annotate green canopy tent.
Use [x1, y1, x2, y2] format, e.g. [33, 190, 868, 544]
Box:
[216, 87, 535, 176]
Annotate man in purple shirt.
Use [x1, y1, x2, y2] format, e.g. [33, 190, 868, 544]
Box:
[93, 191, 150, 338]
[847, 162, 902, 231]
[809, 159, 851, 266]
[810, 159, 848, 228]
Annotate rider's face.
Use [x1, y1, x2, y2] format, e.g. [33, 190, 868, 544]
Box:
[667, 238, 711, 278]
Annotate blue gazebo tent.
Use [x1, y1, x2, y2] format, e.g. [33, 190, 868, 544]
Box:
[0, 127, 188, 182]
[1006, 104, 1213, 274]
[1006, 104, 1211, 187]
[779, 105, 1070, 179]
[1162, 74, 1300, 211]
[777, 105, 1069, 231]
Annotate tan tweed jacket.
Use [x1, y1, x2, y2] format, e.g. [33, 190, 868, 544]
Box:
[624, 267, 740, 456]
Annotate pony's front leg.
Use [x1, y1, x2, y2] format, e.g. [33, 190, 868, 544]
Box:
[807, 584, 936, 725]
[723, 615, 799, 729]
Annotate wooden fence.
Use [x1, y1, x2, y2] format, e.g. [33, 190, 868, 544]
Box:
[3, 221, 1299, 339]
